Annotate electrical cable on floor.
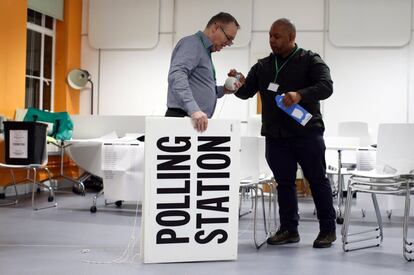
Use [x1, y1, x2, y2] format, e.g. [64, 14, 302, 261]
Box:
[82, 192, 273, 263]
[82, 201, 141, 265]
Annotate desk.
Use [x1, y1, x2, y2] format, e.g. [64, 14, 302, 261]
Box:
[67, 135, 144, 212]
[325, 136, 360, 224]
[327, 145, 358, 224]
[326, 143, 376, 224]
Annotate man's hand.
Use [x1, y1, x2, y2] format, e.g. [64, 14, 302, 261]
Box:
[282, 91, 302, 107]
[223, 81, 243, 94]
[228, 69, 245, 85]
[191, 111, 208, 132]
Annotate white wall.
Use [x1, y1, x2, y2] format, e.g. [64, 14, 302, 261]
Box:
[80, 0, 414, 137]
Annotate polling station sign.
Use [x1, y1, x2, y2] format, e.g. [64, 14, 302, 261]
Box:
[142, 117, 240, 263]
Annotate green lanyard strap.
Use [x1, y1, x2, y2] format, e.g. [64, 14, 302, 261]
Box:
[196, 33, 216, 81]
[274, 47, 300, 83]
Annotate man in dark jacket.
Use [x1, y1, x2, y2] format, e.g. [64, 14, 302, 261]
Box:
[231, 18, 336, 248]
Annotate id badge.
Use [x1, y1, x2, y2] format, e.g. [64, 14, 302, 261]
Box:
[268, 82, 279, 92]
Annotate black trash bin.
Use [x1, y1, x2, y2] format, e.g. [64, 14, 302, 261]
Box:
[3, 121, 47, 165]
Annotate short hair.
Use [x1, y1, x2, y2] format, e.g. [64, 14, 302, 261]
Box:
[273, 18, 296, 35]
[206, 12, 240, 29]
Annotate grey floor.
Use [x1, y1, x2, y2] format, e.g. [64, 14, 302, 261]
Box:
[0, 186, 413, 275]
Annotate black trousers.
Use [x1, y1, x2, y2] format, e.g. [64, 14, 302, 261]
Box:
[165, 108, 188, 117]
[265, 135, 336, 232]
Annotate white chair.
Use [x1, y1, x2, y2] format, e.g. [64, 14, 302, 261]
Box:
[0, 122, 57, 210]
[341, 123, 414, 261]
[239, 136, 277, 249]
[246, 115, 261, 137]
[246, 115, 274, 180]
[325, 121, 372, 224]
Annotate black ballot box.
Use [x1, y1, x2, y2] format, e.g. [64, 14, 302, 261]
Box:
[3, 121, 48, 165]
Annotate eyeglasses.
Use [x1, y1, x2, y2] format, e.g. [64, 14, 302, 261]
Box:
[219, 25, 234, 46]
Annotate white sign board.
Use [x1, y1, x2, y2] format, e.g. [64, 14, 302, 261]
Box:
[142, 117, 240, 263]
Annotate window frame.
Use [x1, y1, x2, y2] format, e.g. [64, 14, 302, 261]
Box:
[26, 11, 56, 111]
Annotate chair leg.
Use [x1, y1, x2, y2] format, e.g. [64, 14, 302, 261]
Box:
[0, 170, 19, 206]
[253, 185, 268, 249]
[341, 184, 353, 248]
[90, 189, 104, 213]
[403, 183, 413, 261]
[268, 181, 278, 233]
[342, 185, 382, 252]
[31, 167, 57, 211]
[50, 143, 86, 195]
[238, 184, 253, 218]
[371, 193, 384, 243]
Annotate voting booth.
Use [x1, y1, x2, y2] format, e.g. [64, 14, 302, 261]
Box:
[142, 117, 240, 263]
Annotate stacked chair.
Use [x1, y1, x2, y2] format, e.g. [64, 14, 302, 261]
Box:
[341, 123, 414, 261]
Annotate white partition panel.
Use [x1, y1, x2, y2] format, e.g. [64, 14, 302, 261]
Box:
[160, 0, 174, 33]
[324, 42, 408, 136]
[80, 36, 99, 115]
[99, 34, 173, 115]
[250, 33, 271, 68]
[295, 33, 325, 57]
[250, 32, 324, 66]
[253, 0, 325, 31]
[88, 0, 160, 49]
[82, 0, 89, 35]
[410, 31, 414, 123]
[328, 0, 412, 47]
[174, 0, 252, 48]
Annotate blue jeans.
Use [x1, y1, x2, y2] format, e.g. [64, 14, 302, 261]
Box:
[265, 135, 336, 232]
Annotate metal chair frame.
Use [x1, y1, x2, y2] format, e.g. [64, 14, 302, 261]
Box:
[341, 123, 414, 261]
[342, 173, 413, 261]
[0, 163, 57, 210]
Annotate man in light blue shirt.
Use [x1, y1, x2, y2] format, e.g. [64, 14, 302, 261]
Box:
[166, 12, 240, 132]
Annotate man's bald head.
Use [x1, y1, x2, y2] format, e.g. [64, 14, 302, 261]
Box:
[269, 18, 297, 57]
[271, 18, 296, 37]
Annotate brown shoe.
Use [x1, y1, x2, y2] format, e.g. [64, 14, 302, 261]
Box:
[267, 229, 300, 245]
[313, 231, 336, 248]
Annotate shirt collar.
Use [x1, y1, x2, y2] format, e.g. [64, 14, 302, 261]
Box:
[196, 31, 213, 50]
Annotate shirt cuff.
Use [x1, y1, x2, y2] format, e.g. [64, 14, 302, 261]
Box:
[184, 101, 200, 116]
[216, 86, 225, 98]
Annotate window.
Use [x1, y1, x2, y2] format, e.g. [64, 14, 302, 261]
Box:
[25, 9, 55, 111]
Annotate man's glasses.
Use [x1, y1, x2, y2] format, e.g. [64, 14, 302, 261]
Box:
[219, 25, 234, 46]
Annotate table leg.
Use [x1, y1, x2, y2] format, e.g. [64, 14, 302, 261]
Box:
[336, 149, 344, 224]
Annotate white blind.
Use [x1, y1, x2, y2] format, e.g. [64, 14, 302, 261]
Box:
[28, 0, 64, 21]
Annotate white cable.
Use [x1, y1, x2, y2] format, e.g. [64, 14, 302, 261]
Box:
[83, 202, 141, 265]
[216, 93, 228, 119]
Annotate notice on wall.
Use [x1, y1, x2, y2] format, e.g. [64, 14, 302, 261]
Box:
[9, 130, 28, 159]
[142, 117, 240, 263]
[101, 142, 144, 202]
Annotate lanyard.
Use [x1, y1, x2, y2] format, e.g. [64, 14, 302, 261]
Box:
[274, 47, 300, 83]
[196, 33, 216, 81]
